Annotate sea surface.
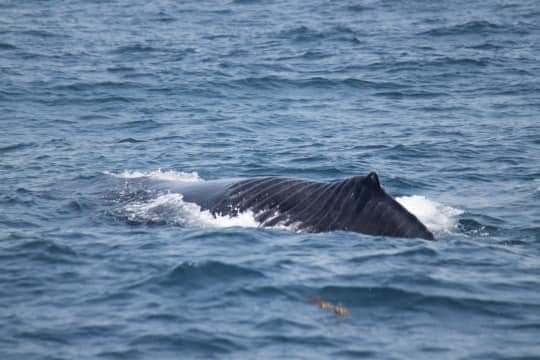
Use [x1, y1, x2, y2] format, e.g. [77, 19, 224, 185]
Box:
[1, 0, 540, 358]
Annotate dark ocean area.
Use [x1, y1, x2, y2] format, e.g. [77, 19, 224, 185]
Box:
[1, 0, 540, 358]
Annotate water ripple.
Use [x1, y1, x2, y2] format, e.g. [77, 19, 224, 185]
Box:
[420, 21, 505, 36]
[0, 142, 37, 153]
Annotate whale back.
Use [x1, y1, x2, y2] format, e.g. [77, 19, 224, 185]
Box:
[210, 173, 435, 240]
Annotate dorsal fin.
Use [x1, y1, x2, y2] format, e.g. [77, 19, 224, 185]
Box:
[366, 172, 382, 191]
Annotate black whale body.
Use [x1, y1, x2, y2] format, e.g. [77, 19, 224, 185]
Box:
[175, 172, 435, 240]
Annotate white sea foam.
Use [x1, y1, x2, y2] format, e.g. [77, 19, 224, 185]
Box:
[124, 193, 260, 228]
[105, 169, 202, 182]
[396, 195, 463, 233]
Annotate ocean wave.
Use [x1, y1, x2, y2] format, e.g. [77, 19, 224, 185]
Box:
[1, 193, 36, 207]
[468, 42, 504, 50]
[345, 4, 371, 12]
[3, 239, 79, 265]
[10, 239, 76, 255]
[354, 57, 490, 74]
[0, 42, 16, 50]
[126, 260, 265, 293]
[129, 331, 244, 354]
[36, 95, 138, 105]
[439, 57, 489, 67]
[315, 285, 537, 313]
[52, 80, 145, 92]
[106, 65, 136, 73]
[221, 76, 402, 91]
[276, 50, 333, 61]
[255, 317, 313, 331]
[16, 329, 70, 345]
[278, 25, 348, 43]
[348, 246, 439, 264]
[59, 199, 85, 213]
[232, 0, 262, 4]
[420, 20, 505, 36]
[226, 284, 297, 300]
[375, 90, 446, 99]
[19, 29, 65, 38]
[112, 119, 163, 130]
[108, 45, 195, 60]
[159, 261, 264, 286]
[117, 137, 146, 143]
[109, 44, 163, 54]
[0, 142, 37, 153]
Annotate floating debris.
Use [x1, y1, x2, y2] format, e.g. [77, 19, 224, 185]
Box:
[310, 297, 350, 316]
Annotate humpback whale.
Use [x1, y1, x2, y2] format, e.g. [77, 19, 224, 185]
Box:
[175, 172, 435, 240]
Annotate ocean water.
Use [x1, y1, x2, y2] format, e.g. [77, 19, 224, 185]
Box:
[1, 0, 540, 358]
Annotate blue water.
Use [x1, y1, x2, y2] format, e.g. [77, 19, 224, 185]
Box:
[1, 0, 540, 358]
